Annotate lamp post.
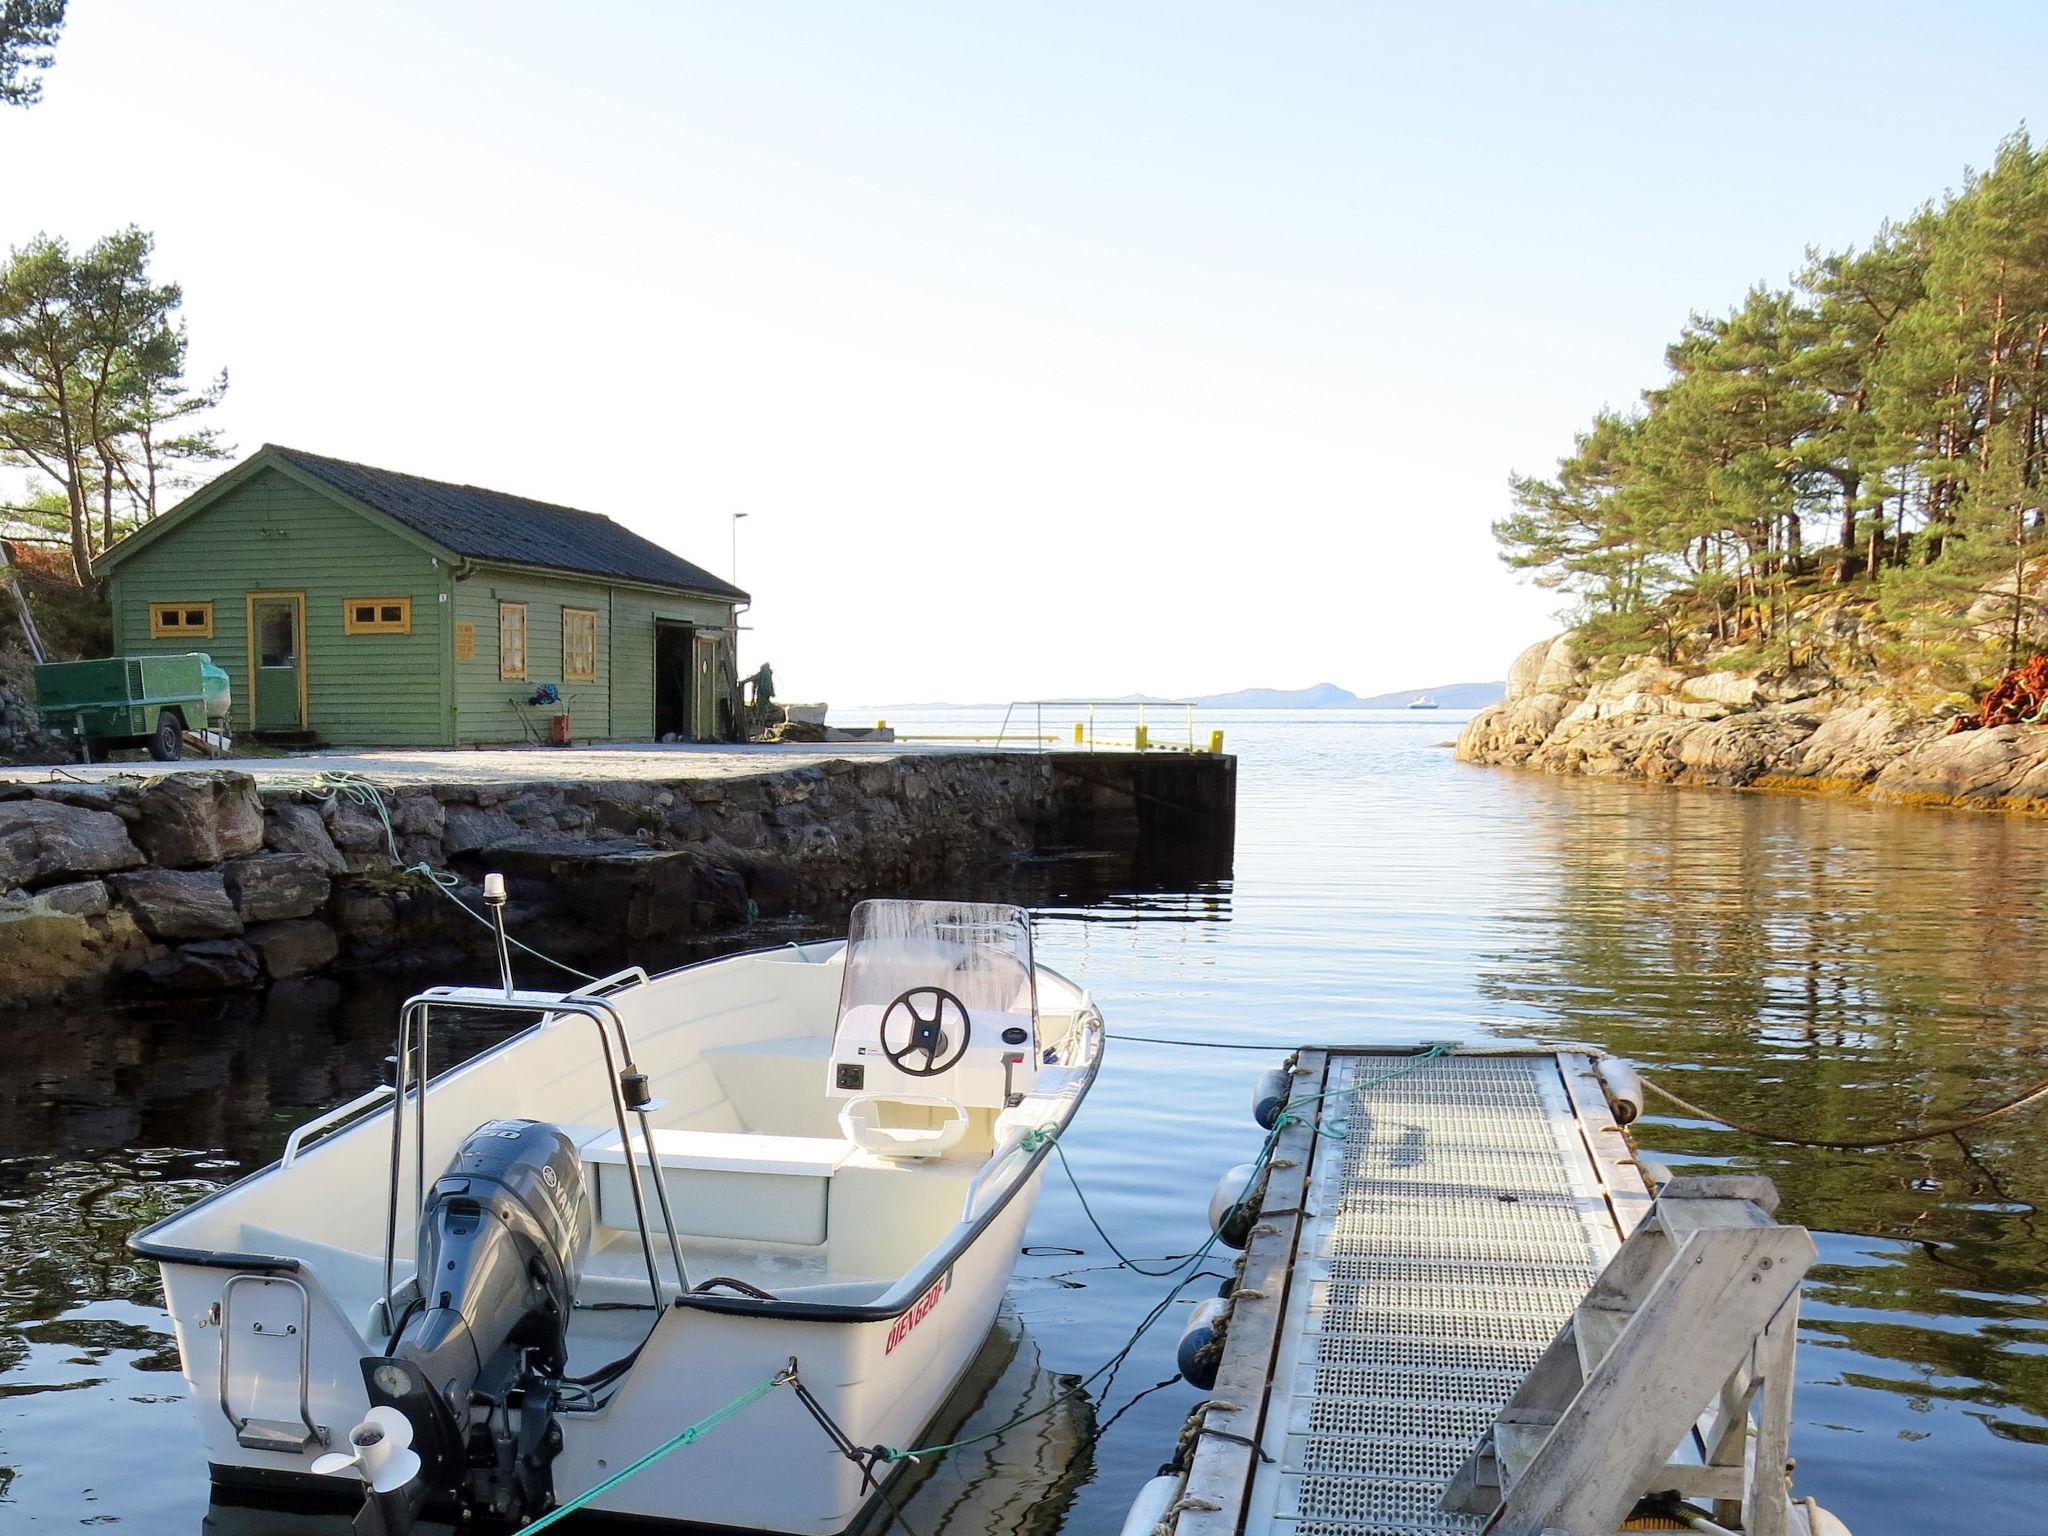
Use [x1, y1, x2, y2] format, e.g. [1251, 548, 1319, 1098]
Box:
[732, 512, 749, 585]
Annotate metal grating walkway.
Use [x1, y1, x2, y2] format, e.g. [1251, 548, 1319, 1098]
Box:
[1199, 1050, 1645, 1536]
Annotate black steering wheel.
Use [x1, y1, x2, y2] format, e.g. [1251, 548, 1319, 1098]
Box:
[879, 987, 972, 1077]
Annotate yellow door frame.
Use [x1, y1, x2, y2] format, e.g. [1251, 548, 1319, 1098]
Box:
[245, 589, 309, 731]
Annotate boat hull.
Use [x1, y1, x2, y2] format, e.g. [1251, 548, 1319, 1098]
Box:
[165, 1163, 1042, 1532]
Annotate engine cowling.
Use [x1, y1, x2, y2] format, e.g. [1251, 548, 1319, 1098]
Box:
[359, 1118, 591, 1526]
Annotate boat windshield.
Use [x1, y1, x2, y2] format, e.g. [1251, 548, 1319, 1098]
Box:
[834, 898, 1037, 1030]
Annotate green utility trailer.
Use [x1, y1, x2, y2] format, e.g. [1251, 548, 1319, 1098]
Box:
[34, 653, 233, 762]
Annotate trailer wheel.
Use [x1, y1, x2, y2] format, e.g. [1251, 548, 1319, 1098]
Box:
[148, 711, 185, 762]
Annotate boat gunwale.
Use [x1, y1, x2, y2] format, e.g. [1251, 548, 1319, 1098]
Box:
[126, 945, 1105, 1326]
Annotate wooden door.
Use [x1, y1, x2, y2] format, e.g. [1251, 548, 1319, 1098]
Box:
[692, 636, 718, 740]
[247, 593, 305, 732]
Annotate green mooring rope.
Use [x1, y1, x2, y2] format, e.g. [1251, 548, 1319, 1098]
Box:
[310, 770, 602, 982]
[523, 1370, 790, 1532]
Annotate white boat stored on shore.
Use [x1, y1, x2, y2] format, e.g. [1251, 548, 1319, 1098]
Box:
[132, 898, 1104, 1534]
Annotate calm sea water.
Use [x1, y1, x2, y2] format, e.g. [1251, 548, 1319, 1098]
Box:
[3, 709, 2045, 1534]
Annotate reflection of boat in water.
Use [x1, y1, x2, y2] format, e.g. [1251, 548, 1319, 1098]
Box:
[142, 898, 1104, 1535]
[868, 1306, 1095, 1536]
[1405, 695, 1440, 709]
[201, 1308, 1095, 1536]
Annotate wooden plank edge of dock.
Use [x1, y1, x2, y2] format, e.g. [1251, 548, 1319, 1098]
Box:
[1173, 1047, 1327, 1536]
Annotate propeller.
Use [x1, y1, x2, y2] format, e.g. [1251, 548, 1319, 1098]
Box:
[311, 1405, 423, 1494]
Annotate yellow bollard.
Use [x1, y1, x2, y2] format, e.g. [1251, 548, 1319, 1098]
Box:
[1073, 722, 1084, 744]
[1208, 729, 1225, 754]
[876, 719, 887, 729]
[1134, 724, 1149, 751]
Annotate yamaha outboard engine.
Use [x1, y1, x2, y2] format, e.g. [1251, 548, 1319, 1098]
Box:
[352, 1119, 591, 1531]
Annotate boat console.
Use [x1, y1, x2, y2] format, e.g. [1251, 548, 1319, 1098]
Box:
[827, 900, 1042, 1153]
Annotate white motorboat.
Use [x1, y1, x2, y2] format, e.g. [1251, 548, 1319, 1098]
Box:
[132, 898, 1104, 1534]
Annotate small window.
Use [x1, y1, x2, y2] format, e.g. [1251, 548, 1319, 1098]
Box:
[149, 602, 213, 639]
[562, 607, 598, 682]
[344, 596, 412, 635]
[498, 602, 527, 680]
[453, 621, 476, 662]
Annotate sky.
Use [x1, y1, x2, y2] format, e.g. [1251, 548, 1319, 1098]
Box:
[7, 1, 2048, 704]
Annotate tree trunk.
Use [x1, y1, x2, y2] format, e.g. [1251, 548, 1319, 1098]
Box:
[64, 477, 90, 586]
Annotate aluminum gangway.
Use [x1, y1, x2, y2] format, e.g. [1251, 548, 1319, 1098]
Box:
[1158, 1047, 1847, 1536]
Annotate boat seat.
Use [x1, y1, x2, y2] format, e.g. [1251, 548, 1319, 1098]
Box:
[838, 1094, 969, 1159]
[580, 1128, 855, 1246]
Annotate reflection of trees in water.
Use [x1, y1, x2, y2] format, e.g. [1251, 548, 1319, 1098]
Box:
[1473, 780, 2048, 1436]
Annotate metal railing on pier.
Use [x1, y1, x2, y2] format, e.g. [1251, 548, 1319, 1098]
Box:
[892, 699, 1223, 754]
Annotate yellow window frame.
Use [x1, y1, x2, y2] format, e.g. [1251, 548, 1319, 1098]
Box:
[498, 602, 528, 680]
[149, 601, 214, 639]
[344, 596, 413, 635]
[562, 607, 598, 682]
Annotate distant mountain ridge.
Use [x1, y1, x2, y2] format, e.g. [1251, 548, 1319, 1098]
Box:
[855, 680, 1506, 710]
[1194, 680, 1505, 709]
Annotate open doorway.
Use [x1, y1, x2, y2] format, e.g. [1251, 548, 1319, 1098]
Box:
[654, 621, 694, 740]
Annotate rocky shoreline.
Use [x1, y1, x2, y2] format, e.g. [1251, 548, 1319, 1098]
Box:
[1457, 635, 2048, 814]
[0, 752, 1235, 1006]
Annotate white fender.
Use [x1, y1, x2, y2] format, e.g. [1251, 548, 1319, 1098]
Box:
[1176, 1296, 1228, 1388]
[1118, 1473, 1183, 1536]
[1250, 1067, 1291, 1130]
[1208, 1162, 1260, 1248]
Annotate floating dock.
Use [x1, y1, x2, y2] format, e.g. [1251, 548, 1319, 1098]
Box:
[1164, 1047, 1840, 1536]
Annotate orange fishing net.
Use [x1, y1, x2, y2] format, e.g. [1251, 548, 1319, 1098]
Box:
[1948, 652, 2048, 732]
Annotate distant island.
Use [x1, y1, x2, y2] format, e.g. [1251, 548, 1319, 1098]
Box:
[1194, 681, 1506, 709]
[855, 681, 1506, 711]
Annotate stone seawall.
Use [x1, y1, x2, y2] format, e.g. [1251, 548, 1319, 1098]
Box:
[0, 752, 1235, 1006]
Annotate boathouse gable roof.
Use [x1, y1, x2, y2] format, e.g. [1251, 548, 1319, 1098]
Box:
[96, 445, 748, 603]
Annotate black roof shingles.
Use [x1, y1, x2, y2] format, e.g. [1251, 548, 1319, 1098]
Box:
[266, 445, 747, 602]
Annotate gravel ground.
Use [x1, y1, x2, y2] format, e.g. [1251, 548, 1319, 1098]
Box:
[0, 739, 986, 788]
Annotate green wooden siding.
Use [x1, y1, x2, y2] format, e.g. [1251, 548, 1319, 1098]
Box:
[451, 570, 617, 743]
[100, 462, 741, 747]
[610, 588, 737, 739]
[453, 572, 736, 743]
[105, 468, 453, 745]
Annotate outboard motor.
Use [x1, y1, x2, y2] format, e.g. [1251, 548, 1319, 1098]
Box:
[339, 1119, 591, 1532]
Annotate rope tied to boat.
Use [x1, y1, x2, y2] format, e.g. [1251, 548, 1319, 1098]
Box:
[308, 769, 602, 982]
[871, 1044, 1455, 1467]
[520, 1366, 793, 1533]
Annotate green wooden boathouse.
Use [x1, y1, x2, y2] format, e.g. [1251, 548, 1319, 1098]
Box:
[92, 445, 749, 746]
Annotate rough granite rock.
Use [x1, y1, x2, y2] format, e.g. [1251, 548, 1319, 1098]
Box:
[110, 867, 244, 940]
[1869, 723, 2048, 807]
[442, 805, 523, 855]
[326, 798, 399, 873]
[131, 772, 265, 867]
[1460, 638, 2048, 813]
[34, 878, 111, 917]
[264, 800, 348, 872]
[223, 852, 332, 922]
[1771, 705, 1941, 787]
[0, 903, 150, 997]
[0, 799, 144, 888]
[244, 917, 340, 979]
